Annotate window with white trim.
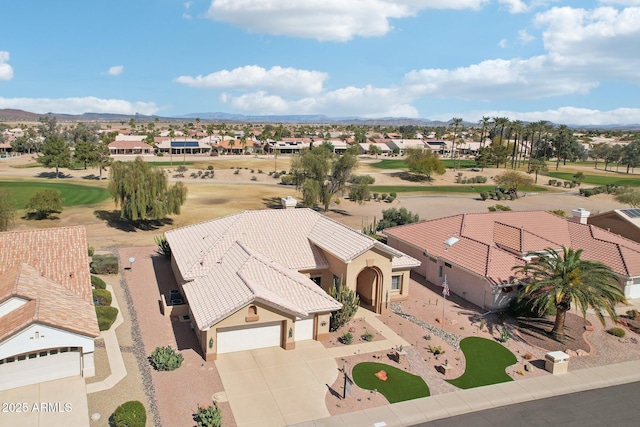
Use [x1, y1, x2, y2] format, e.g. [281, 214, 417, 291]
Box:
[391, 275, 402, 291]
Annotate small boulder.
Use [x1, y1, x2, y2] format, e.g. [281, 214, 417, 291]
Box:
[565, 349, 578, 357]
[584, 325, 595, 332]
[576, 349, 589, 357]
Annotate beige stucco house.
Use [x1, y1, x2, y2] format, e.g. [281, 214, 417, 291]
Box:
[385, 210, 640, 311]
[588, 208, 640, 245]
[0, 227, 99, 391]
[165, 208, 420, 360]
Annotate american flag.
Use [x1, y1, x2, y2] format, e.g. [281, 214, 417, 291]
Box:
[442, 276, 450, 297]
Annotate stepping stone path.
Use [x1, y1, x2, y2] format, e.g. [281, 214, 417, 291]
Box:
[404, 347, 458, 395]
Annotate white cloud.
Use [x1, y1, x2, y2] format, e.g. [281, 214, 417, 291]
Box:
[518, 29, 535, 43]
[498, 38, 508, 48]
[222, 85, 418, 118]
[0, 51, 14, 80]
[183, 1, 193, 19]
[175, 65, 328, 96]
[107, 65, 124, 76]
[0, 96, 159, 115]
[205, 0, 489, 41]
[598, 1, 640, 6]
[403, 56, 599, 100]
[445, 106, 640, 126]
[499, 0, 529, 14]
[534, 6, 640, 82]
[401, 5, 640, 103]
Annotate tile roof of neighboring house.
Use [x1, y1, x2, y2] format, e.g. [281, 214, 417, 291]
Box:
[167, 209, 419, 329]
[108, 140, 153, 150]
[0, 227, 99, 341]
[385, 210, 640, 285]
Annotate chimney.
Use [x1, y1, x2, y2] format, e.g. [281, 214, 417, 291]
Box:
[281, 196, 297, 209]
[572, 207, 590, 224]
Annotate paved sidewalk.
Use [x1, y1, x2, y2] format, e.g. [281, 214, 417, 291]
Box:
[291, 359, 640, 426]
[86, 282, 127, 394]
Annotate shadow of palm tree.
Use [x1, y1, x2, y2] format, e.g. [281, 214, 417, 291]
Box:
[93, 210, 173, 232]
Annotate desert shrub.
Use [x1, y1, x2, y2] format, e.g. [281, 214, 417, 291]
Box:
[251, 176, 257, 181]
[112, 401, 146, 427]
[428, 345, 445, 356]
[495, 191, 503, 200]
[176, 165, 188, 173]
[376, 207, 419, 231]
[381, 193, 388, 201]
[328, 284, 359, 331]
[555, 181, 563, 187]
[92, 289, 112, 306]
[207, 165, 214, 171]
[96, 306, 118, 331]
[499, 330, 510, 342]
[548, 179, 557, 186]
[155, 234, 171, 258]
[488, 206, 496, 212]
[91, 275, 107, 290]
[387, 192, 397, 203]
[340, 332, 354, 345]
[157, 152, 164, 157]
[362, 330, 374, 342]
[607, 327, 626, 338]
[626, 309, 639, 320]
[582, 189, 595, 197]
[233, 169, 240, 175]
[88, 246, 95, 257]
[280, 174, 294, 185]
[193, 404, 222, 427]
[258, 169, 263, 174]
[273, 172, 281, 179]
[150, 346, 184, 371]
[90, 255, 119, 274]
[479, 192, 488, 200]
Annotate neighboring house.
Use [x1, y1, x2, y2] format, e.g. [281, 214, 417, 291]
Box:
[588, 208, 640, 244]
[385, 209, 640, 311]
[108, 140, 154, 156]
[155, 139, 212, 156]
[358, 142, 391, 156]
[165, 208, 420, 360]
[0, 226, 99, 391]
[386, 139, 428, 154]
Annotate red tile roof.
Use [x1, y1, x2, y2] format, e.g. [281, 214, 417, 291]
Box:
[0, 227, 99, 340]
[385, 210, 640, 284]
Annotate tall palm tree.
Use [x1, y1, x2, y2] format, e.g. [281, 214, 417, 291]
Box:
[450, 117, 463, 161]
[510, 120, 523, 168]
[513, 246, 626, 340]
[479, 116, 491, 149]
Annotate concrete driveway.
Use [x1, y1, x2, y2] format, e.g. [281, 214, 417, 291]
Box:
[215, 309, 410, 427]
[0, 376, 90, 427]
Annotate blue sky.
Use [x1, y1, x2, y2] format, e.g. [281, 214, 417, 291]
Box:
[1, 0, 639, 125]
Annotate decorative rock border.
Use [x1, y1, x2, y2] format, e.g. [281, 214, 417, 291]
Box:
[391, 302, 461, 350]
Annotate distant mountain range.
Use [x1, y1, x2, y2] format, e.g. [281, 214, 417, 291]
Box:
[1, 108, 639, 130]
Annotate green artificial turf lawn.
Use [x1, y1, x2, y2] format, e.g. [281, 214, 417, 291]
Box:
[447, 337, 517, 389]
[0, 181, 110, 208]
[352, 362, 430, 403]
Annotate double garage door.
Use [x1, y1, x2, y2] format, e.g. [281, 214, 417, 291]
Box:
[0, 350, 80, 391]
[216, 317, 315, 354]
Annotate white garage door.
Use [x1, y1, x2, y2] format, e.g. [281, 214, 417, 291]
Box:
[0, 350, 80, 391]
[295, 317, 314, 341]
[627, 283, 640, 299]
[217, 322, 282, 354]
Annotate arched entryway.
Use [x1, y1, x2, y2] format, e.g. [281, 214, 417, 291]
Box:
[356, 267, 383, 313]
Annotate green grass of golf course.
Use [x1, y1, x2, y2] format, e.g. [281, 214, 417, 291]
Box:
[352, 362, 430, 403]
[447, 337, 517, 389]
[0, 181, 110, 208]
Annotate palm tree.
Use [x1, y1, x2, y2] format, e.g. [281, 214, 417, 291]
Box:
[513, 246, 626, 340]
[450, 117, 463, 162]
[479, 116, 491, 149]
